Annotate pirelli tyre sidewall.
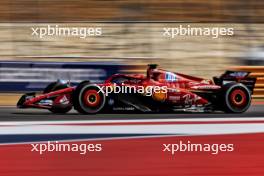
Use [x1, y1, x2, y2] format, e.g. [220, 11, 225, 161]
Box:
[73, 82, 106, 114]
[222, 83, 251, 113]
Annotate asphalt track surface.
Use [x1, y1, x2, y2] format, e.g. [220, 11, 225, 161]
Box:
[0, 105, 263, 121]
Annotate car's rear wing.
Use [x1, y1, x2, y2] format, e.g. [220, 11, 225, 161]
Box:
[213, 70, 256, 93]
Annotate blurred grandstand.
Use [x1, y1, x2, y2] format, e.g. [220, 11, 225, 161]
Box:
[0, 1, 264, 22]
[0, 0, 263, 101]
[0, 1, 263, 76]
[0, 22, 263, 78]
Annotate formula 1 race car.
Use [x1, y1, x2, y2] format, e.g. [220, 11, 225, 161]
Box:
[17, 64, 256, 114]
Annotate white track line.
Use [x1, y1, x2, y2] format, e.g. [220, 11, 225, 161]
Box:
[0, 124, 263, 135]
[0, 117, 264, 126]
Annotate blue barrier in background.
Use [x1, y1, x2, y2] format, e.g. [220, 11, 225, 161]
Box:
[0, 61, 125, 92]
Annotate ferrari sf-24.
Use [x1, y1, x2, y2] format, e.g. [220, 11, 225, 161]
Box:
[17, 64, 256, 114]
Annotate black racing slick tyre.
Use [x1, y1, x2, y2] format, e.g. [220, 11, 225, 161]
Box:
[73, 82, 106, 114]
[222, 83, 251, 113]
[43, 81, 72, 114]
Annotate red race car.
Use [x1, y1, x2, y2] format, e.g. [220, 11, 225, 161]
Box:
[17, 64, 256, 114]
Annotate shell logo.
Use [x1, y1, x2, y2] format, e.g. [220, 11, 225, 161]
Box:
[152, 90, 167, 102]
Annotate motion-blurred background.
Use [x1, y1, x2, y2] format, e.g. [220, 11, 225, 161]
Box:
[0, 0, 264, 104]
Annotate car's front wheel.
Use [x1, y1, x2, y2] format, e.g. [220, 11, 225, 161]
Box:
[73, 82, 106, 114]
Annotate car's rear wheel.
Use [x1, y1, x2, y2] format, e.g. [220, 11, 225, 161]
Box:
[222, 83, 251, 113]
[73, 82, 106, 114]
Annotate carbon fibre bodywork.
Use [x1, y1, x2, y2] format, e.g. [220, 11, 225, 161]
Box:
[17, 65, 256, 114]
